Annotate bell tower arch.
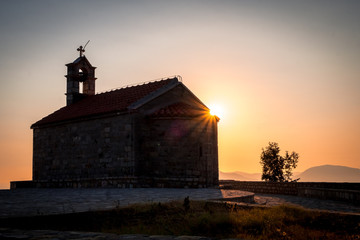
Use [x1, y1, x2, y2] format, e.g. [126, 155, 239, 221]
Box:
[65, 46, 97, 105]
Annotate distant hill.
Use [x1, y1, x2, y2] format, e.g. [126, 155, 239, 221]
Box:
[220, 165, 360, 182]
[219, 171, 261, 181]
[295, 165, 360, 182]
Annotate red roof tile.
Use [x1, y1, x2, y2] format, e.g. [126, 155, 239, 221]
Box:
[150, 102, 209, 118]
[32, 77, 178, 128]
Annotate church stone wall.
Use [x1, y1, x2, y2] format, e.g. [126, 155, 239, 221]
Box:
[33, 115, 135, 183]
[134, 84, 219, 188]
[137, 117, 218, 187]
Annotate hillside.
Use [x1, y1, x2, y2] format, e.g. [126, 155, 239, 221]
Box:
[219, 171, 261, 181]
[220, 165, 360, 182]
[295, 165, 360, 182]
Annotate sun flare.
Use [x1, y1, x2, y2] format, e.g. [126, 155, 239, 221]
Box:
[209, 103, 225, 118]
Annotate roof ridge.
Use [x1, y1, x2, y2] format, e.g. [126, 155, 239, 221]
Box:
[97, 75, 182, 95]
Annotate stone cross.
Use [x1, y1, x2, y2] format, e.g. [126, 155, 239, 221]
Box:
[77, 46, 85, 57]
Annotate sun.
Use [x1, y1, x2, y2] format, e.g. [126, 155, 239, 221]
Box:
[209, 103, 225, 118]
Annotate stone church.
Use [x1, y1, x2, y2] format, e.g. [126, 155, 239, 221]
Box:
[14, 50, 219, 188]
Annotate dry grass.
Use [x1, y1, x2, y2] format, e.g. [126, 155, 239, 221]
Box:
[1, 199, 360, 239]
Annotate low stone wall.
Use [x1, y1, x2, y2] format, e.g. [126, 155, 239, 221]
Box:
[221, 181, 299, 195]
[220, 180, 360, 205]
[298, 187, 360, 205]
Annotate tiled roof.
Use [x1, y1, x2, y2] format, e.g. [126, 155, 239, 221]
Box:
[150, 102, 208, 118]
[31, 77, 178, 128]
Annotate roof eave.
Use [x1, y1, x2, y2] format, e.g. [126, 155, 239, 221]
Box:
[65, 56, 96, 69]
[30, 109, 136, 129]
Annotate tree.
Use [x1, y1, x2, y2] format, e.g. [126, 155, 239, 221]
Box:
[260, 142, 299, 182]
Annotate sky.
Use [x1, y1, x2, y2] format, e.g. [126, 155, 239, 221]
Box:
[1, 0, 359, 189]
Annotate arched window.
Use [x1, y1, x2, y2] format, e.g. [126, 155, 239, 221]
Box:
[78, 68, 88, 94]
[79, 69, 84, 93]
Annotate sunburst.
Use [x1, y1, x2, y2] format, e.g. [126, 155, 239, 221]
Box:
[208, 103, 224, 118]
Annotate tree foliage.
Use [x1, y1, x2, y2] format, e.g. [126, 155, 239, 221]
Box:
[260, 142, 299, 182]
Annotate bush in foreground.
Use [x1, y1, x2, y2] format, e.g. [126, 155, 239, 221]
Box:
[1, 200, 359, 239]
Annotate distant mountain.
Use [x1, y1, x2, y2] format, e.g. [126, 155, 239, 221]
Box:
[219, 171, 261, 181]
[220, 165, 360, 182]
[295, 165, 360, 182]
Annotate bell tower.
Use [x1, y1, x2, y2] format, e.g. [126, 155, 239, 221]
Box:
[65, 45, 97, 105]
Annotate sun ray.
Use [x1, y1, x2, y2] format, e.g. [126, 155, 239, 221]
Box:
[208, 103, 225, 118]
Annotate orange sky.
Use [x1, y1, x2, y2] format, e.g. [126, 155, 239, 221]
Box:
[1, 1, 360, 189]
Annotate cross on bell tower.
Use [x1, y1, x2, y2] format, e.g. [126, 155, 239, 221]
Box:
[65, 45, 97, 105]
[77, 46, 85, 57]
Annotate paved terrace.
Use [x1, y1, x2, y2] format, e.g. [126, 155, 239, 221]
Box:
[1, 188, 360, 218]
[0, 188, 253, 218]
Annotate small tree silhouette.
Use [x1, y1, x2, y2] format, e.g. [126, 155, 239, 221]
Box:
[260, 142, 299, 182]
